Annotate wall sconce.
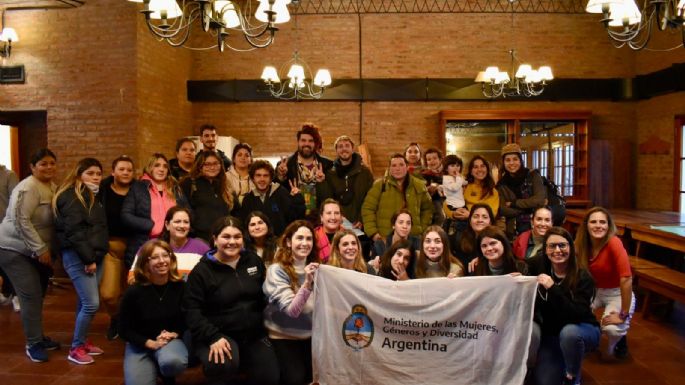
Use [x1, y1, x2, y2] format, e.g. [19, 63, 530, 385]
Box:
[0, 27, 19, 59]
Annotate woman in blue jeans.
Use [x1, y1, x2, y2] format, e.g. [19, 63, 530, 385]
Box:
[120, 239, 187, 385]
[531, 227, 600, 385]
[53, 158, 109, 365]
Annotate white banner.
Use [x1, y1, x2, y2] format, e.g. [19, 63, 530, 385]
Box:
[312, 265, 538, 385]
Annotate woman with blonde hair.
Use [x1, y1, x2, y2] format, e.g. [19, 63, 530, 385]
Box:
[122, 153, 187, 269]
[327, 229, 367, 273]
[263, 220, 320, 385]
[53, 158, 109, 364]
[575, 206, 634, 359]
[120, 239, 187, 385]
[180, 151, 234, 243]
[415, 225, 464, 278]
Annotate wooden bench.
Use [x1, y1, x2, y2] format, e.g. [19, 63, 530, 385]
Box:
[629, 256, 685, 319]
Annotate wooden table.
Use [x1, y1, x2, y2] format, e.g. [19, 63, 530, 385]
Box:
[565, 208, 685, 239]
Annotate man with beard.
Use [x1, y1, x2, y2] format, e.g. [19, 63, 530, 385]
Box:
[276, 124, 333, 216]
[196, 124, 232, 170]
[239, 160, 305, 236]
[317, 135, 374, 231]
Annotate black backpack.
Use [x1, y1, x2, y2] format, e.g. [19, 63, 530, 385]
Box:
[523, 170, 566, 226]
[540, 175, 566, 226]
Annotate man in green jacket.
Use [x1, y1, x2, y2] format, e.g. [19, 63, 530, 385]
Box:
[361, 153, 433, 241]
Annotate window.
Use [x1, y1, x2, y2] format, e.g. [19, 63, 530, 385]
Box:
[440, 110, 590, 206]
[676, 117, 685, 213]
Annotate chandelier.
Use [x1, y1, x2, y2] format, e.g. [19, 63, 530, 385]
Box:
[586, 0, 685, 50]
[260, 12, 331, 100]
[128, 0, 292, 51]
[474, 49, 554, 98]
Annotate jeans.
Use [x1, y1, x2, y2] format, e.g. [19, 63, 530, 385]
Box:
[124, 339, 188, 385]
[592, 287, 635, 353]
[99, 237, 127, 317]
[0, 249, 52, 346]
[535, 323, 600, 385]
[62, 248, 103, 349]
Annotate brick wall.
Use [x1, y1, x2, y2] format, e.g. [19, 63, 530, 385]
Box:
[135, 16, 194, 165]
[0, 1, 138, 178]
[3, 2, 684, 208]
[635, 92, 685, 210]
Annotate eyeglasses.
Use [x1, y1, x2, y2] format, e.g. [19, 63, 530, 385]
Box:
[148, 253, 171, 261]
[546, 242, 569, 251]
[203, 162, 221, 168]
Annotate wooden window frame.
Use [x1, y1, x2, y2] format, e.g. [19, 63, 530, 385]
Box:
[439, 109, 591, 207]
[674, 115, 685, 212]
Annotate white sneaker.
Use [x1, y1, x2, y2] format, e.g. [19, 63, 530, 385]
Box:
[0, 293, 11, 306]
[12, 295, 20, 312]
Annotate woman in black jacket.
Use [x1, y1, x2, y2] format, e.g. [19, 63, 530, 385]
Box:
[183, 216, 279, 385]
[533, 227, 600, 385]
[180, 151, 234, 243]
[53, 158, 109, 365]
[121, 153, 187, 268]
[120, 239, 187, 385]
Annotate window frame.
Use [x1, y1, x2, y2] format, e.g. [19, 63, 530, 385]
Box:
[439, 109, 591, 207]
[673, 115, 685, 212]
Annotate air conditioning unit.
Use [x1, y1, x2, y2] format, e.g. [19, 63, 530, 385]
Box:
[0, 65, 25, 84]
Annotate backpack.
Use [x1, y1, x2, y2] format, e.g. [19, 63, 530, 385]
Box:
[522, 170, 566, 226]
[540, 175, 566, 226]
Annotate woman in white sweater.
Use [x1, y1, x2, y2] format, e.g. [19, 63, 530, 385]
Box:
[263, 220, 320, 385]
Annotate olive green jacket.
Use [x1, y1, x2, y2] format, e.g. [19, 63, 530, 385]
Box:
[361, 174, 433, 238]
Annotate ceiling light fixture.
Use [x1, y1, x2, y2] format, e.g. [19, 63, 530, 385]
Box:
[0, 27, 18, 59]
[128, 0, 292, 52]
[260, 12, 331, 100]
[474, 49, 553, 98]
[586, 0, 685, 50]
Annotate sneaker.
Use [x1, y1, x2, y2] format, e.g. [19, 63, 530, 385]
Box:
[84, 340, 104, 356]
[25, 343, 48, 363]
[614, 336, 629, 359]
[106, 317, 119, 341]
[11, 295, 20, 312]
[40, 336, 61, 351]
[68, 346, 94, 365]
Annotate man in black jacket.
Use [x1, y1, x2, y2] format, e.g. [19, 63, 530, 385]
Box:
[196, 124, 232, 170]
[238, 160, 305, 236]
[316, 135, 374, 228]
[275, 124, 333, 217]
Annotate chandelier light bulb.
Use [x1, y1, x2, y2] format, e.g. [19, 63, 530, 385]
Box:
[495, 71, 510, 84]
[0, 27, 19, 42]
[538, 66, 554, 81]
[313, 69, 332, 87]
[585, 0, 624, 14]
[261, 66, 280, 83]
[287, 64, 306, 83]
[148, 0, 183, 20]
[256, 0, 291, 24]
[484, 66, 500, 81]
[515, 64, 532, 79]
[607, 0, 641, 27]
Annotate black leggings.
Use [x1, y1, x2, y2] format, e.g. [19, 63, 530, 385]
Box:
[270, 338, 312, 385]
[195, 336, 279, 385]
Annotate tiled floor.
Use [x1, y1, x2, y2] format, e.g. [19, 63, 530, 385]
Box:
[1, 282, 684, 385]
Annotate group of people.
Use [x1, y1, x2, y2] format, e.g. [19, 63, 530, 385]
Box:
[0, 123, 634, 385]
